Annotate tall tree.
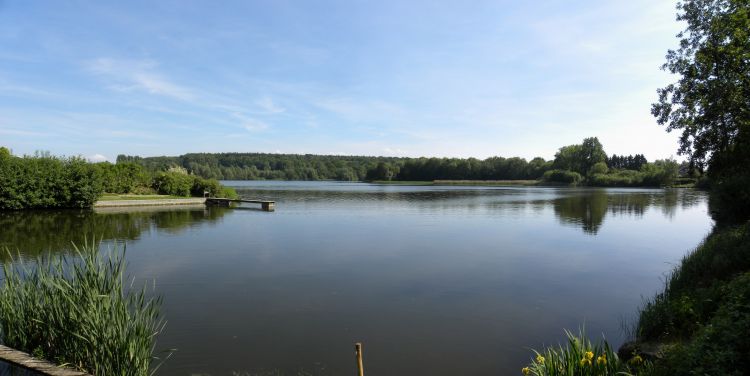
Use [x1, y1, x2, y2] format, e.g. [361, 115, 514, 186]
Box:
[652, 0, 749, 168]
[653, 0, 750, 222]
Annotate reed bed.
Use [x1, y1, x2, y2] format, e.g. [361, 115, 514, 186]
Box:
[0, 241, 167, 375]
[522, 329, 649, 376]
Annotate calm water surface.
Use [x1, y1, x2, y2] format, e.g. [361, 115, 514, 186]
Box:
[0, 182, 712, 375]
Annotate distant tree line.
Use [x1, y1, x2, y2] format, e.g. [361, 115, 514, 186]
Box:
[121, 138, 681, 187]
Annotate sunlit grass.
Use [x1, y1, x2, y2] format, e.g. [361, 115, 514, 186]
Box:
[0, 241, 169, 375]
[522, 329, 649, 376]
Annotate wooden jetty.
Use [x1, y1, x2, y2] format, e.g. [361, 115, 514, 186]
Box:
[206, 197, 275, 211]
[0, 345, 91, 376]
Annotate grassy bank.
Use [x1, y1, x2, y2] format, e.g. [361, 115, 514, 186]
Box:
[433, 179, 539, 186]
[99, 194, 188, 201]
[0, 242, 167, 375]
[633, 222, 750, 375]
[522, 222, 750, 375]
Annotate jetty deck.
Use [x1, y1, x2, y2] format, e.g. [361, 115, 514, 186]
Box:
[206, 197, 275, 211]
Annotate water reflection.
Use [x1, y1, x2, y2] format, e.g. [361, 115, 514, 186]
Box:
[552, 189, 704, 234]
[0, 206, 229, 259]
[0, 184, 711, 375]
[234, 184, 705, 235]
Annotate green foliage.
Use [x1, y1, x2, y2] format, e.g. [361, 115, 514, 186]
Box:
[553, 137, 607, 176]
[589, 162, 608, 175]
[152, 171, 194, 196]
[637, 223, 750, 375]
[0, 153, 103, 209]
[645, 273, 750, 376]
[652, 0, 750, 223]
[0, 242, 167, 375]
[588, 160, 679, 187]
[652, 0, 750, 169]
[94, 162, 151, 194]
[542, 169, 583, 185]
[607, 154, 647, 170]
[588, 170, 643, 187]
[640, 159, 679, 187]
[522, 329, 646, 376]
[190, 176, 239, 198]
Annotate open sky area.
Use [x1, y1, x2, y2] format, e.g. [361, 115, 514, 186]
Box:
[1, 0, 685, 162]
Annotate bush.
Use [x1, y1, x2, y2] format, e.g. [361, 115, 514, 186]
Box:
[588, 170, 643, 187]
[152, 171, 193, 196]
[542, 170, 583, 185]
[708, 172, 750, 225]
[646, 273, 750, 376]
[0, 153, 102, 209]
[0, 242, 167, 375]
[95, 162, 151, 194]
[638, 223, 750, 341]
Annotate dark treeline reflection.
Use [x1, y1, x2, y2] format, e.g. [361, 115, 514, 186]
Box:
[0, 207, 229, 260]
[553, 189, 703, 234]
[236, 185, 704, 235]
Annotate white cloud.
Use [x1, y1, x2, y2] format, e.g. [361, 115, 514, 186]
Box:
[243, 118, 269, 132]
[87, 58, 193, 100]
[255, 96, 285, 114]
[87, 153, 108, 162]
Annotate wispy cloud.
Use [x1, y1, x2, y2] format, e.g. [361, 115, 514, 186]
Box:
[255, 96, 285, 114]
[87, 153, 108, 162]
[87, 58, 193, 100]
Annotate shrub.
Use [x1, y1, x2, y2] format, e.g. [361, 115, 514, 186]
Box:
[0, 242, 168, 375]
[542, 170, 583, 185]
[0, 153, 102, 209]
[152, 171, 193, 196]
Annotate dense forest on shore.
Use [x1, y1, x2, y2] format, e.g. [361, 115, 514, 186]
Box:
[118, 137, 683, 186]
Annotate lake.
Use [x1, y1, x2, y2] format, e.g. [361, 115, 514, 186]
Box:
[0, 182, 712, 375]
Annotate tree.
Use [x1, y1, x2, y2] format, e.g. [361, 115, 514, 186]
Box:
[652, 0, 750, 223]
[553, 137, 607, 176]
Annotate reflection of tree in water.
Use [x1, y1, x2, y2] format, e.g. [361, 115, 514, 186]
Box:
[0, 207, 229, 260]
[553, 189, 704, 234]
[554, 190, 609, 234]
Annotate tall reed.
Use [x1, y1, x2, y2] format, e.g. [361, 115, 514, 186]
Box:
[522, 329, 649, 376]
[0, 241, 168, 375]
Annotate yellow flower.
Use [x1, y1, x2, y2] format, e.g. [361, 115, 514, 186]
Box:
[536, 354, 545, 363]
[585, 351, 594, 360]
[580, 357, 592, 366]
[596, 354, 607, 365]
[522, 367, 530, 375]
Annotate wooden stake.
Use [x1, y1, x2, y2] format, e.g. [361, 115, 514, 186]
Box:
[355, 342, 364, 376]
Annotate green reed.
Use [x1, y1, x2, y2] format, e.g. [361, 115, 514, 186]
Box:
[522, 329, 649, 376]
[0, 241, 168, 375]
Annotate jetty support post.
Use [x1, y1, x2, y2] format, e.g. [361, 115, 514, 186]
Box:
[355, 342, 364, 376]
[262, 201, 275, 211]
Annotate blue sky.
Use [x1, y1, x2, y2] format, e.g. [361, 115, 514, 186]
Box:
[0, 0, 684, 162]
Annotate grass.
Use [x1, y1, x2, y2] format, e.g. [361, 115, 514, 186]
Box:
[433, 179, 539, 186]
[632, 222, 750, 375]
[99, 194, 191, 201]
[369, 179, 540, 186]
[522, 329, 650, 375]
[369, 180, 435, 185]
[0, 241, 168, 375]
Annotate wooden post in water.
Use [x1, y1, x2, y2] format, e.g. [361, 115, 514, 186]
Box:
[355, 342, 364, 376]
